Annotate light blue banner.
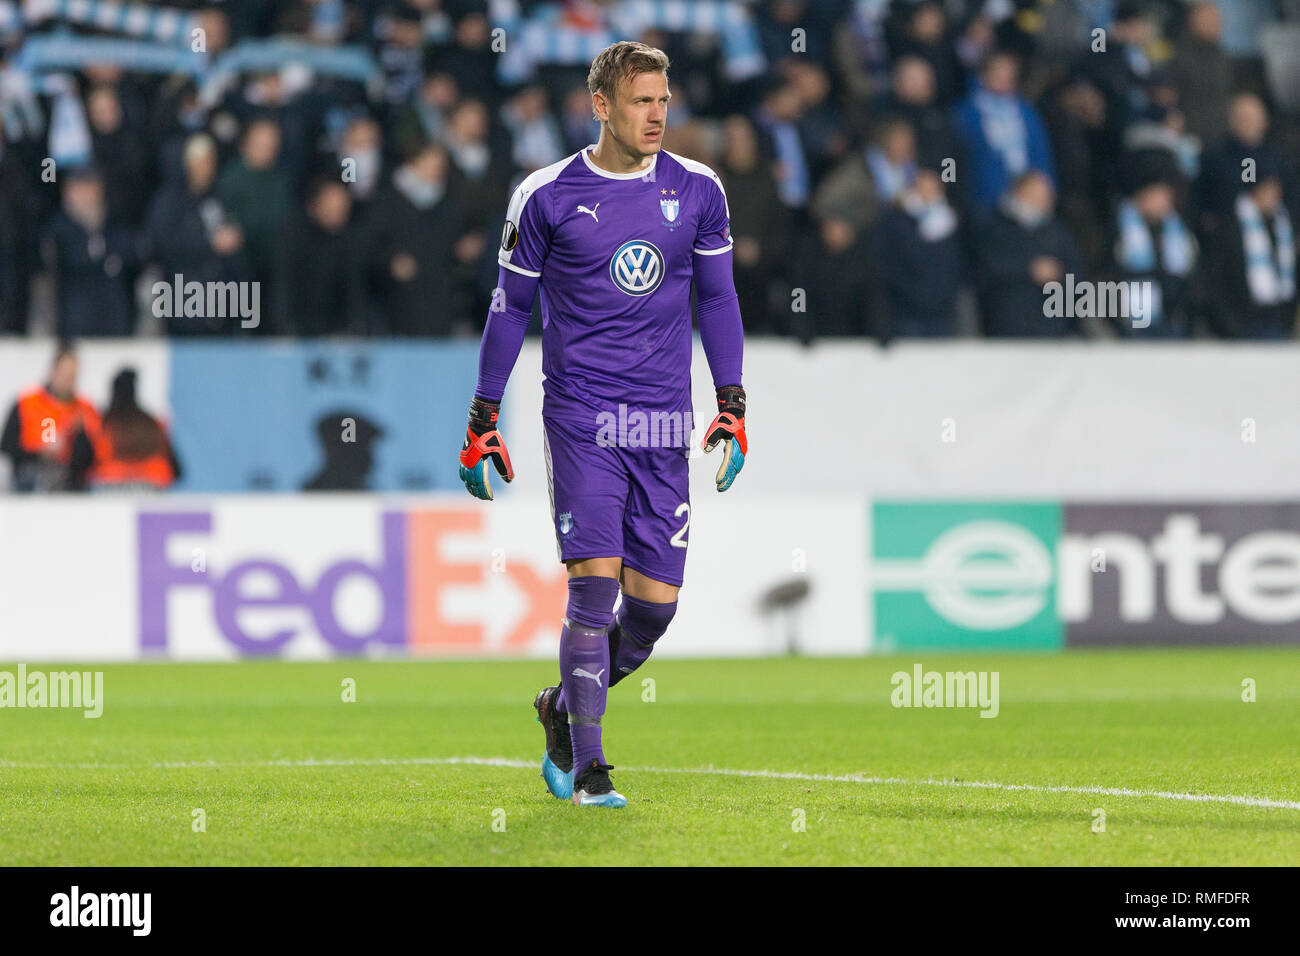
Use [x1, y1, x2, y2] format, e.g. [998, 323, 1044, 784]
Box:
[170, 340, 478, 492]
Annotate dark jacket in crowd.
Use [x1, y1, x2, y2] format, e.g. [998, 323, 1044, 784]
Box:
[142, 184, 251, 334]
[718, 158, 790, 335]
[0, 139, 42, 333]
[1205, 209, 1298, 339]
[1168, 34, 1233, 145]
[1041, 85, 1110, 271]
[363, 182, 469, 336]
[1077, 40, 1152, 143]
[44, 210, 138, 337]
[1195, 137, 1294, 230]
[274, 216, 366, 335]
[874, 203, 964, 338]
[875, 93, 962, 174]
[976, 207, 1084, 337]
[217, 159, 293, 283]
[790, 227, 877, 340]
[92, 126, 151, 228]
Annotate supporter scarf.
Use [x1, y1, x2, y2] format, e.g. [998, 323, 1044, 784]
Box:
[866, 145, 915, 202]
[1236, 193, 1296, 305]
[1117, 200, 1194, 277]
[974, 88, 1027, 176]
[901, 191, 958, 242]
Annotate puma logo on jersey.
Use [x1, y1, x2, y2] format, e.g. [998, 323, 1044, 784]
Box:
[571, 666, 605, 688]
[577, 203, 600, 222]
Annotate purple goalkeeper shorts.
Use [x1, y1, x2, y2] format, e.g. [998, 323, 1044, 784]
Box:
[543, 413, 691, 587]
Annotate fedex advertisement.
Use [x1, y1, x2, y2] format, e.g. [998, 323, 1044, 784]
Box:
[0, 495, 864, 660]
[8, 494, 1298, 660]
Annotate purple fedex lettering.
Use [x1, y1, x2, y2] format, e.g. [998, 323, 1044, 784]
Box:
[138, 511, 408, 655]
[213, 560, 305, 654]
[139, 511, 211, 653]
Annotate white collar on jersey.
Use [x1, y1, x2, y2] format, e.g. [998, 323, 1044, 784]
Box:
[581, 144, 658, 180]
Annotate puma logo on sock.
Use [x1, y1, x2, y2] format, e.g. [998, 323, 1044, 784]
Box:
[572, 667, 605, 688]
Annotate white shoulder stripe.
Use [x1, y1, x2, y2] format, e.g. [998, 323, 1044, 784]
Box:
[694, 243, 734, 256]
[500, 151, 581, 272]
[515, 151, 580, 198]
[504, 151, 581, 224]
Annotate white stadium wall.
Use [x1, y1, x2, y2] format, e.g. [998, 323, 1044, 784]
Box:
[2, 339, 1300, 659]
[503, 340, 1300, 501]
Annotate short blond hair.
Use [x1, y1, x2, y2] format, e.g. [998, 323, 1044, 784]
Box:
[587, 40, 670, 111]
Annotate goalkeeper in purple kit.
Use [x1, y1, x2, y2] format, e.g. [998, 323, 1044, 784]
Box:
[458, 41, 746, 808]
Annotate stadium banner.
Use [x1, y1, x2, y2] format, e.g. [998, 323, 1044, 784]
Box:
[168, 340, 479, 493]
[1062, 503, 1300, 646]
[0, 494, 865, 661]
[869, 501, 1300, 649]
[5, 493, 1300, 659]
[869, 501, 1063, 652]
[5, 338, 1298, 498]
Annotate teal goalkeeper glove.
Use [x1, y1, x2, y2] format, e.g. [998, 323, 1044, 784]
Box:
[701, 385, 747, 492]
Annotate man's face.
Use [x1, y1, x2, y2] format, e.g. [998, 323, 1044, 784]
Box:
[186, 150, 216, 190]
[893, 58, 934, 105]
[312, 184, 352, 232]
[450, 102, 488, 143]
[1136, 182, 1174, 220]
[1230, 96, 1268, 145]
[413, 146, 448, 184]
[343, 119, 381, 154]
[87, 89, 121, 134]
[983, 56, 1018, 96]
[242, 123, 280, 169]
[64, 178, 104, 219]
[723, 116, 758, 167]
[50, 355, 78, 396]
[1190, 2, 1222, 43]
[1016, 173, 1055, 213]
[1253, 178, 1283, 215]
[882, 126, 916, 164]
[913, 169, 943, 203]
[596, 70, 669, 157]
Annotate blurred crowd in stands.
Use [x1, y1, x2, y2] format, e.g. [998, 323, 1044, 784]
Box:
[0, 0, 1297, 342]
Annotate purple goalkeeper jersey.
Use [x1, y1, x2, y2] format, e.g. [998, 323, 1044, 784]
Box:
[498, 146, 736, 425]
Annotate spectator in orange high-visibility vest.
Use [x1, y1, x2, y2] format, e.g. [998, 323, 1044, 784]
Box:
[88, 368, 183, 492]
[0, 344, 101, 492]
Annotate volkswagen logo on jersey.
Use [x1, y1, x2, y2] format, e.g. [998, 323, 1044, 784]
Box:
[610, 239, 664, 296]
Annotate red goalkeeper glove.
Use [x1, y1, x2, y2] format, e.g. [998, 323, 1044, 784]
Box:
[701, 384, 747, 492]
[458, 396, 514, 500]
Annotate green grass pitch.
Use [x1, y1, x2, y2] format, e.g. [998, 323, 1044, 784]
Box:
[2, 650, 1297, 865]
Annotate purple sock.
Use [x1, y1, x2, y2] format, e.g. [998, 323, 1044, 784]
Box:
[555, 575, 619, 772]
[609, 595, 677, 687]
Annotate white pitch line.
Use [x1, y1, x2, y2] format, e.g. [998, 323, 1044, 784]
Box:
[3, 754, 1299, 811]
